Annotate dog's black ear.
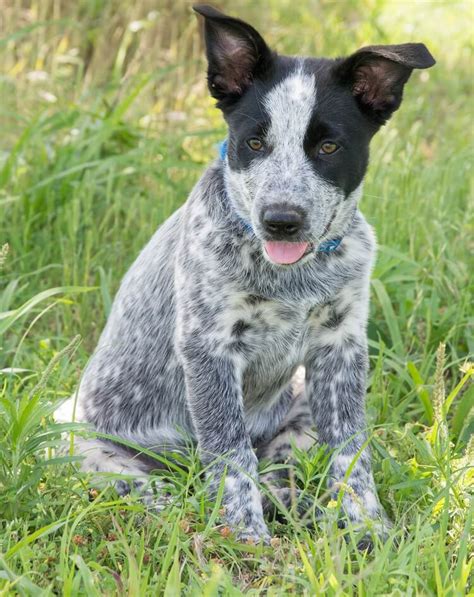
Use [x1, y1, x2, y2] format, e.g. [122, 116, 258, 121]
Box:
[193, 4, 273, 106]
[335, 43, 435, 124]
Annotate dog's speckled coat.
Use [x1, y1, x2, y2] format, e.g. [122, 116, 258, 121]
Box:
[57, 5, 435, 543]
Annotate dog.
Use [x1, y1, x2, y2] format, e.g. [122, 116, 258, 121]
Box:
[57, 5, 435, 544]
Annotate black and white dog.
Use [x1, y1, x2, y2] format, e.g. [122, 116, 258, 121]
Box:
[58, 5, 435, 544]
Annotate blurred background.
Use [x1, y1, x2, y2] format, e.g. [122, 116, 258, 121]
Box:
[0, 0, 472, 371]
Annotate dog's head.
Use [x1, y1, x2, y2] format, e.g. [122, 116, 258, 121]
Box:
[194, 5, 435, 266]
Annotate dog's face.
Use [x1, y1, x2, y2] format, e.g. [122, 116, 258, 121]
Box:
[194, 5, 435, 265]
[223, 63, 372, 265]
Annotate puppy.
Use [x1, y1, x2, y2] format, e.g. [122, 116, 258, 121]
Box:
[58, 5, 435, 544]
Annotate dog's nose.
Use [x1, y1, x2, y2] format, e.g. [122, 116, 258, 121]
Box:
[262, 209, 304, 237]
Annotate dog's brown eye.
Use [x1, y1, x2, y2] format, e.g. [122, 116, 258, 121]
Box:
[247, 138, 264, 151]
[319, 141, 339, 155]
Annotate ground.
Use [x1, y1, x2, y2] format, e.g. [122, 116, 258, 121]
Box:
[0, 1, 473, 594]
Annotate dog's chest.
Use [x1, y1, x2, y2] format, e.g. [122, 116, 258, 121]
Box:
[217, 294, 316, 402]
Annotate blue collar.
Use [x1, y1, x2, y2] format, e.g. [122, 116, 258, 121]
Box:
[218, 139, 342, 254]
[219, 139, 229, 161]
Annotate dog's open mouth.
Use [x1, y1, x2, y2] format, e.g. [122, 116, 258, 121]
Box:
[264, 241, 312, 265]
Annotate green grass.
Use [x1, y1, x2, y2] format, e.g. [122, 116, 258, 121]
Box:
[0, 0, 473, 594]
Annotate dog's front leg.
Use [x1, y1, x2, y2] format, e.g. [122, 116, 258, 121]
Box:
[305, 288, 387, 535]
[180, 338, 270, 544]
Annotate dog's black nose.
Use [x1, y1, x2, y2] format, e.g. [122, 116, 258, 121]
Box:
[262, 209, 304, 237]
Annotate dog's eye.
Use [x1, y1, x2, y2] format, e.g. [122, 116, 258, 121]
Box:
[247, 138, 264, 152]
[319, 141, 339, 155]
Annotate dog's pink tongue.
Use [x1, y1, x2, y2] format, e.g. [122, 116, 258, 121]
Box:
[264, 241, 309, 265]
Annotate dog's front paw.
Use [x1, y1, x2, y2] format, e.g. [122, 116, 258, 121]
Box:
[218, 469, 271, 544]
[341, 518, 392, 553]
[336, 490, 392, 549]
[232, 517, 271, 545]
[223, 502, 271, 544]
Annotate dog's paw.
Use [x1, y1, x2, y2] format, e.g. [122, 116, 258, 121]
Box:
[356, 535, 374, 553]
[223, 503, 271, 544]
[234, 521, 271, 545]
[114, 478, 172, 511]
[336, 506, 392, 551]
[227, 511, 271, 544]
[218, 469, 271, 544]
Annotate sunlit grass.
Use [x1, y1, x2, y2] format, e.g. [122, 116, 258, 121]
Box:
[0, 0, 473, 594]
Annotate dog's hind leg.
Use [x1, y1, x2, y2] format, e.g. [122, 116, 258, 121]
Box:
[72, 436, 173, 509]
[56, 398, 172, 509]
[256, 368, 316, 520]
